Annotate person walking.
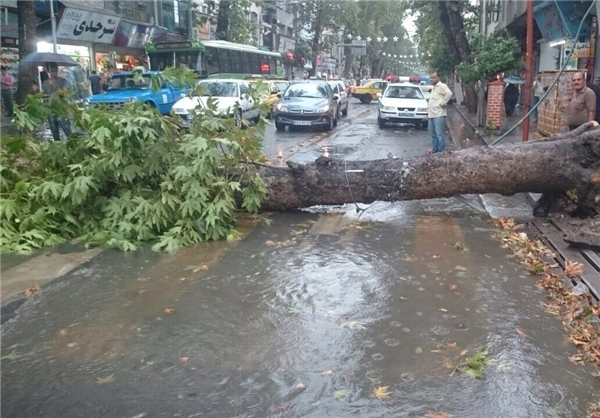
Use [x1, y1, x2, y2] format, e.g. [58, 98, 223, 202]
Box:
[532, 73, 544, 122]
[1, 66, 15, 117]
[427, 71, 453, 154]
[568, 71, 596, 131]
[503, 83, 519, 117]
[89, 70, 101, 95]
[42, 63, 73, 141]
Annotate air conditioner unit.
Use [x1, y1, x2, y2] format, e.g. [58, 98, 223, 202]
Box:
[191, 28, 200, 40]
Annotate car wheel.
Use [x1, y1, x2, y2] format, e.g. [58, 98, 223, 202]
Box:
[342, 104, 348, 116]
[378, 115, 386, 129]
[359, 96, 368, 104]
[275, 122, 285, 132]
[364, 95, 372, 104]
[421, 121, 428, 130]
[334, 107, 340, 126]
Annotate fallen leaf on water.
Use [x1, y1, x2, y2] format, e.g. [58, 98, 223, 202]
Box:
[448, 284, 458, 291]
[426, 412, 452, 418]
[321, 370, 334, 376]
[177, 394, 184, 399]
[373, 386, 392, 399]
[400, 296, 408, 300]
[288, 307, 300, 314]
[564, 261, 583, 278]
[401, 256, 418, 262]
[185, 264, 209, 273]
[326, 310, 335, 317]
[569, 353, 584, 365]
[432, 254, 440, 259]
[454, 266, 467, 271]
[178, 277, 186, 283]
[415, 346, 423, 354]
[59, 328, 70, 337]
[1, 351, 17, 361]
[23, 284, 40, 298]
[485, 254, 492, 259]
[443, 358, 455, 369]
[445, 342, 457, 349]
[459, 350, 468, 356]
[344, 321, 366, 330]
[515, 327, 529, 338]
[333, 390, 347, 400]
[454, 242, 466, 251]
[295, 383, 306, 390]
[439, 308, 448, 312]
[179, 357, 189, 363]
[96, 374, 115, 385]
[164, 308, 175, 314]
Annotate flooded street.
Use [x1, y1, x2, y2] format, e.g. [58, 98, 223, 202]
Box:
[2, 103, 598, 417]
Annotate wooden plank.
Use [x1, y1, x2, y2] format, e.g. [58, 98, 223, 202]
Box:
[532, 220, 600, 301]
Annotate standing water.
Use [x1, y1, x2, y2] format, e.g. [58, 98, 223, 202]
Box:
[1, 199, 597, 417]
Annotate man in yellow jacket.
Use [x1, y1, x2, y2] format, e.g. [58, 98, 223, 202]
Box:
[427, 72, 453, 153]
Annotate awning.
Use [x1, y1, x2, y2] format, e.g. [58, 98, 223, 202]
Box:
[533, 0, 593, 42]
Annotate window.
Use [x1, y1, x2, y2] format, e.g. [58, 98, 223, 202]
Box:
[242, 52, 253, 74]
[206, 47, 220, 75]
[251, 53, 261, 74]
[198, 51, 208, 76]
[231, 50, 243, 74]
[239, 82, 249, 96]
[219, 49, 232, 73]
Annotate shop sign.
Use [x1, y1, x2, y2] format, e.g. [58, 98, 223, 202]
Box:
[113, 21, 168, 48]
[572, 41, 591, 58]
[197, 21, 211, 40]
[56, 8, 120, 44]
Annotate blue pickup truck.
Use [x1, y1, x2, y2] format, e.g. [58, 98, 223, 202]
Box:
[86, 71, 184, 115]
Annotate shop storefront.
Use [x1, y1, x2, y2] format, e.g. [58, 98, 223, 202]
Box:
[94, 20, 167, 72]
[1, 4, 19, 81]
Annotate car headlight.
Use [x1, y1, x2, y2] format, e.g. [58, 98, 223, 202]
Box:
[82, 98, 90, 108]
[276, 103, 288, 112]
[316, 105, 329, 113]
[128, 97, 137, 103]
[382, 106, 396, 112]
[416, 107, 427, 112]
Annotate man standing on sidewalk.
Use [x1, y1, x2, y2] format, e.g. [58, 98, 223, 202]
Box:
[568, 71, 596, 131]
[1, 66, 15, 117]
[427, 71, 453, 154]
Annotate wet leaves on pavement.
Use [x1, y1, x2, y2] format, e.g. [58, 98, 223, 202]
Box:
[321, 370, 334, 376]
[454, 242, 466, 251]
[448, 284, 458, 290]
[564, 261, 584, 278]
[164, 308, 175, 314]
[1, 351, 17, 361]
[23, 283, 40, 298]
[95, 374, 115, 385]
[415, 346, 423, 354]
[458, 348, 493, 379]
[333, 390, 347, 400]
[185, 264, 209, 273]
[372, 386, 391, 400]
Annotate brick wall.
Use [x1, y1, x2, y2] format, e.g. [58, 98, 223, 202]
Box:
[486, 81, 504, 128]
[537, 70, 581, 136]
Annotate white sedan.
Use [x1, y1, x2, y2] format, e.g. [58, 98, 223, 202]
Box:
[377, 83, 429, 129]
[172, 79, 259, 128]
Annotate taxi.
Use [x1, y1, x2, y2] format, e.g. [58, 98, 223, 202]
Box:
[247, 78, 282, 114]
[352, 79, 387, 104]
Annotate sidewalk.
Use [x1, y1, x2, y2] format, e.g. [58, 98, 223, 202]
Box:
[449, 81, 536, 146]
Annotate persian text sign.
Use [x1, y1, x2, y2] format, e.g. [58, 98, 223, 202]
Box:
[57, 8, 120, 44]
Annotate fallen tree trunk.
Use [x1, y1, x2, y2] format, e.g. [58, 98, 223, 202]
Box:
[258, 124, 600, 215]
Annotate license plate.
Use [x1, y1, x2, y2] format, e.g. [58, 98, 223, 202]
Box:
[398, 112, 413, 117]
[293, 121, 311, 126]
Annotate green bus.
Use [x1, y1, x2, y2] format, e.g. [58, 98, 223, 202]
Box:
[145, 40, 284, 79]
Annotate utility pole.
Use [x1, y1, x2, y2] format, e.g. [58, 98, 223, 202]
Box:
[522, 0, 533, 142]
[49, 0, 58, 53]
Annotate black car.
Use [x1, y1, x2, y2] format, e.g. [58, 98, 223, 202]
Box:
[273, 81, 339, 131]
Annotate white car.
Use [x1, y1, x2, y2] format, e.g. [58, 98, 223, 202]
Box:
[377, 83, 429, 129]
[172, 79, 259, 128]
[420, 85, 433, 101]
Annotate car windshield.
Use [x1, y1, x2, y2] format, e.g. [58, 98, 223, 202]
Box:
[274, 82, 288, 91]
[108, 75, 152, 90]
[197, 81, 238, 97]
[384, 86, 424, 99]
[284, 83, 329, 98]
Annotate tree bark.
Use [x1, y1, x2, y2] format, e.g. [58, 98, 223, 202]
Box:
[437, 0, 477, 113]
[257, 124, 600, 215]
[16, 0, 37, 105]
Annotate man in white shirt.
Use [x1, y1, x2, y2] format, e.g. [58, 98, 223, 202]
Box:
[427, 72, 453, 153]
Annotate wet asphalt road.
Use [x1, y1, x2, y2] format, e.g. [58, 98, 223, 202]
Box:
[1, 100, 598, 417]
